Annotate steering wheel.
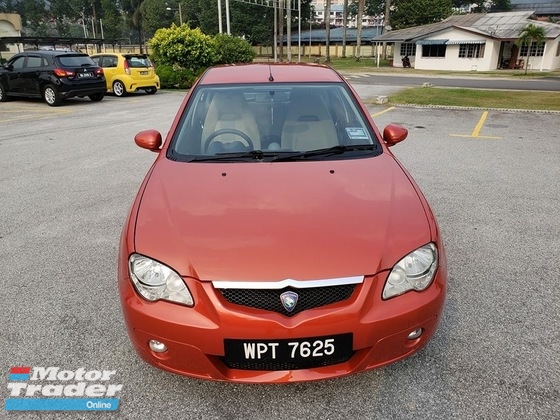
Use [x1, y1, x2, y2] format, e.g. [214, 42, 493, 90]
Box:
[204, 128, 254, 152]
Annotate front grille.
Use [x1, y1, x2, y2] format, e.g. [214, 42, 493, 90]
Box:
[221, 352, 355, 371]
[218, 284, 357, 316]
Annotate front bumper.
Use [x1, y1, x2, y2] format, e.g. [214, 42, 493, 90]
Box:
[118, 255, 446, 383]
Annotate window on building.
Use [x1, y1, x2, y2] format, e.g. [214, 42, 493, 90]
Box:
[422, 45, 446, 58]
[458, 44, 485, 58]
[556, 42, 560, 57]
[520, 42, 545, 57]
[400, 43, 416, 57]
[0, 42, 8, 52]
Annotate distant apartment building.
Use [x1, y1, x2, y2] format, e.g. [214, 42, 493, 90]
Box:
[311, 0, 383, 29]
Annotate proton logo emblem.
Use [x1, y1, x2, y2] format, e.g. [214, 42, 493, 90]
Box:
[280, 291, 299, 312]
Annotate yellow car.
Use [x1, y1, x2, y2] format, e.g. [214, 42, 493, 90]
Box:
[90, 53, 160, 97]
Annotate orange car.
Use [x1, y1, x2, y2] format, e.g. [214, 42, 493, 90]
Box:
[118, 63, 447, 383]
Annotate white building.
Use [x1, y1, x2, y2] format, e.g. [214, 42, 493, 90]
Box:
[373, 11, 560, 71]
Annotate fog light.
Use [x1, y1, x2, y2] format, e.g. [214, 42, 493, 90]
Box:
[149, 340, 168, 353]
[407, 328, 423, 340]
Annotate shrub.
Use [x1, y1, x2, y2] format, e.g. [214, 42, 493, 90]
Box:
[213, 34, 256, 65]
[149, 24, 217, 73]
[155, 64, 197, 89]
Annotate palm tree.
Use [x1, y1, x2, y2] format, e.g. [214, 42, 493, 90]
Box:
[356, 0, 364, 61]
[516, 23, 546, 75]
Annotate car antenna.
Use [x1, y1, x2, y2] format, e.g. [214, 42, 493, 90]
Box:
[268, 62, 274, 82]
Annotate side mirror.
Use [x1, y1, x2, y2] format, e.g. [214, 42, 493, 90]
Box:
[383, 124, 408, 147]
[134, 129, 162, 152]
[3, 63, 13, 71]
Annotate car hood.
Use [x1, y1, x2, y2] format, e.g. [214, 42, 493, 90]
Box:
[134, 155, 430, 281]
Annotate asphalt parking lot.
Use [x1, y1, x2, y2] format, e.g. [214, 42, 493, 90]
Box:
[1, 88, 559, 419]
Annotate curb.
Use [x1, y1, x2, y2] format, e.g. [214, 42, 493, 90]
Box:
[385, 103, 560, 114]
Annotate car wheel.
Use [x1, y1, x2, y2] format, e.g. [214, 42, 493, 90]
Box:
[89, 93, 104, 102]
[113, 80, 127, 97]
[0, 83, 8, 102]
[43, 85, 62, 106]
[145, 87, 157, 95]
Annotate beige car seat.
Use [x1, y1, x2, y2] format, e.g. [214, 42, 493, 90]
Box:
[201, 92, 261, 153]
[281, 89, 339, 151]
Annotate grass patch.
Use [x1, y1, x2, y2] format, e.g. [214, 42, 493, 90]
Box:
[385, 87, 560, 111]
[324, 58, 560, 78]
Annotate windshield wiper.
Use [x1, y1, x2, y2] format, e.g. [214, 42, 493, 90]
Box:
[188, 150, 281, 162]
[272, 144, 376, 162]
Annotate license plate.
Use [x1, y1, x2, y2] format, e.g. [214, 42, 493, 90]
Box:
[78, 72, 93, 78]
[224, 333, 353, 368]
[140, 71, 148, 75]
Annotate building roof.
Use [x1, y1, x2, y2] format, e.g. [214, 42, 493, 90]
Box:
[373, 11, 560, 43]
[510, 0, 560, 15]
[290, 27, 383, 44]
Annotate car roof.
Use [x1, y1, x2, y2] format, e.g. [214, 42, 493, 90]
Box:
[198, 63, 344, 85]
[20, 50, 87, 56]
[91, 53, 146, 57]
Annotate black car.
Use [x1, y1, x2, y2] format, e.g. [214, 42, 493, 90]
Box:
[0, 50, 106, 106]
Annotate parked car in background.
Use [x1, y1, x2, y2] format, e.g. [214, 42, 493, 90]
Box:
[90, 53, 160, 97]
[0, 50, 105, 106]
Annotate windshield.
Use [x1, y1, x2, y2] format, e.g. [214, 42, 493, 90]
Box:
[126, 55, 152, 68]
[168, 83, 381, 162]
[57, 55, 96, 67]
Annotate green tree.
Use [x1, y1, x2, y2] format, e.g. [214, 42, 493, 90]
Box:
[19, 0, 48, 35]
[390, 0, 452, 30]
[451, 0, 469, 8]
[186, 0, 311, 46]
[229, 1, 275, 45]
[141, 0, 175, 38]
[120, 0, 144, 45]
[100, 0, 127, 41]
[349, 0, 384, 18]
[489, 0, 511, 12]
[182, 0, 203, 29]
[471, 0, 511, 13]
[516, 23, 546, 75]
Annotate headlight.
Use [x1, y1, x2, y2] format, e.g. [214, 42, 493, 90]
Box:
[128, 254, 194, 306]
[383, 243, 438, 299]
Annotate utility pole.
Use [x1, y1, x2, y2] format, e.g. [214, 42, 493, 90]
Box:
[225, 0, 231, 34]
[325, 0, 331, 63]
[287, 0, 291, 62]
[342, 0, 348, 58]
[217, 0, 223, 33]
[91, 1, 97, 37]
[383, 0, 391, 59]
[278, 0, 284, 61]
